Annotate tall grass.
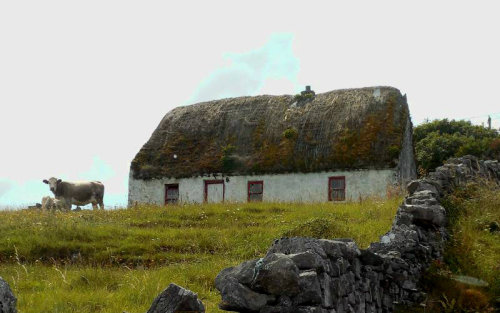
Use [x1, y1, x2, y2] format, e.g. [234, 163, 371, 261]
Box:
[405, 183, 500, 313]
[443, 183, 500, 301]
[0, 198, 401, 313]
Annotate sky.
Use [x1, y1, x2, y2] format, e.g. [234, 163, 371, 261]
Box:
[1, 1, 499, 208]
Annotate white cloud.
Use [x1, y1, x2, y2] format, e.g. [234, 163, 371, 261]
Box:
[188, 33, 300, 103]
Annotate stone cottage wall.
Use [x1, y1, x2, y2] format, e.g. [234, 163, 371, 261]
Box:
[128, 169, 397, 206]
[215, 156, 500, 313]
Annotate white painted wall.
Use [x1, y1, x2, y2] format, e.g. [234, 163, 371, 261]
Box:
[128, 169, 397, 206]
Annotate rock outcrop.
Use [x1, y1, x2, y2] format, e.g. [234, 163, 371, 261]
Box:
[147, 283, 205, 313]
[215, 156, 500, 313]
[0, 277, 16, 313]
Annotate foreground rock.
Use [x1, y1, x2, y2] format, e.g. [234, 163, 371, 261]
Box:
[147, 283, 205, 313]
[0, 277, 17, 313]
[215, 156, 500, 313]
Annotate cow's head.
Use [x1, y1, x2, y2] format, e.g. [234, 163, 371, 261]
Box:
[43, 177, 62, 194]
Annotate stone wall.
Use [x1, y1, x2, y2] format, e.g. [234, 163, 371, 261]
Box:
[215, 156, 500, 313]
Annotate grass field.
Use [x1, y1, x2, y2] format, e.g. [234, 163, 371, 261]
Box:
[0, 198, 402, 313]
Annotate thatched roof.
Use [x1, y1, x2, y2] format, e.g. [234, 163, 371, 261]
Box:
[131, 86, 410, 180]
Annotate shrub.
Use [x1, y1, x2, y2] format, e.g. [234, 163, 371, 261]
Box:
[414, 119, 500, 173]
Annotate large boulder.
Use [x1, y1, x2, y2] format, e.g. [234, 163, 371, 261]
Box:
[252, 253, 301, 296]
[147, 283, 205, 313]
[267, 237, 328, 259]
[215, 258, 259, 287]
[399, 202, 446, 228]
[406, 180, 440, 198]
[217, 278, 274, 312]
[293, 271, 322, 305]
[0, 277, 16, 313]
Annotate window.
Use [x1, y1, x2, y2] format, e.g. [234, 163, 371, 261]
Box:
[329, 176, 345, 201]
[165, 184, 179, 205]
[248, 181, 263, 202]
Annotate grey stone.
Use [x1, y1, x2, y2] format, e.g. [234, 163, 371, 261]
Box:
[0, 277, 16, 313]
[268, 238, 328, 259]
[294, 271, 322, 305]
[295, 306, 329, 313]
[400, 203, 446, 228]
[359, 250, 383, 266]
[215, 258, 259, 287]
[218, 278, 272, 312]
[402, 280, 417, 291]
[147, 283, 204, 313]
[252, 253, 300, 296]
[319, 240, 344, 259]
[406, 180, 439, 197]
[319, 273, 335, 308]
[289, 251, 323, 270]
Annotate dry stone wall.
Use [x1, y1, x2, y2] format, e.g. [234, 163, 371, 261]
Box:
[215, 156, 500, 313]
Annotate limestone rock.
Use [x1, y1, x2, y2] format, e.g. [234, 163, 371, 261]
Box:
[400, 203, 446, 228]
[289, 251, 323, 270]
[267, 237, 327, 259]
[293, 271, 322, 305]
[0, 277, 17, 313]
[217, 278, 272, 312]
[252, 253, 300, 296]
[147, 283, 204, 313]
[406, 180, 440, 198]
[215, 258, 259, 287]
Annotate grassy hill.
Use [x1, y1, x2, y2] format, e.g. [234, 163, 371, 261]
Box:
[0, 198, 401, 313]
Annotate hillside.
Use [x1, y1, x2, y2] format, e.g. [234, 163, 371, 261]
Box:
[0, 199, 400, 313]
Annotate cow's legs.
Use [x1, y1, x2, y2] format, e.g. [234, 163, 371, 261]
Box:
[92, 202, 98, 210]
[98, 200, 104, 210]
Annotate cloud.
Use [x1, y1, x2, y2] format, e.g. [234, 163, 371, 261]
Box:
[0, 179, 49, 208]
[187, 33, 300, 103]
[78, 156, 115, 181]
[0, 181, 13, 198]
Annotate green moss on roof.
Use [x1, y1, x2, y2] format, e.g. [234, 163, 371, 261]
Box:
[131, 86, 410, 180]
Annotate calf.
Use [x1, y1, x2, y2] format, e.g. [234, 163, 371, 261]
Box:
[41, 196, 67, 211]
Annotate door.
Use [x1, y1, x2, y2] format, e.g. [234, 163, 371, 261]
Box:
[204, 180, 225, 203]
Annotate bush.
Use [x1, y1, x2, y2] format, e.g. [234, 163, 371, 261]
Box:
[414, 119, 500, 173]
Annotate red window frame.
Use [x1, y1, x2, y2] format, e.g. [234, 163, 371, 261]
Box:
[165, 184, 179, 205]
[204, 180, 225, 202]
[328, 176, 346, 201]
[247, 181, 264, 202]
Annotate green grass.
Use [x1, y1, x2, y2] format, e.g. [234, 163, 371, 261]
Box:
[0, 198, 401, 313]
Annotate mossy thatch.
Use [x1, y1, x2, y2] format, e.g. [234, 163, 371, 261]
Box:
[131, 86, 410, 180]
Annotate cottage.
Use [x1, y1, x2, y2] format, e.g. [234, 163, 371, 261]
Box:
[128, 86, 416, 205]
